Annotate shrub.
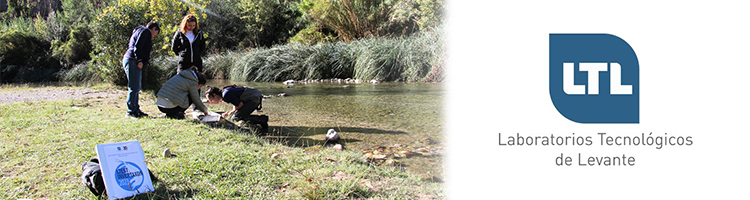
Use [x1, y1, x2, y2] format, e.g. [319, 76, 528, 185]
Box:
[58, 61, 100, 82]
[203, 51, 242, 79]
[288, 24, 337, 45]
[0, 30, 61, 83]
[52, 23, 93, 67]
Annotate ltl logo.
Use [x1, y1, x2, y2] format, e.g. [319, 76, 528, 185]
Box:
[549, 34, 639, 123]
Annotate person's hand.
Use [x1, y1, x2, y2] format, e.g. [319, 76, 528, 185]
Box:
[221, 112, 229, 117]
[137, 62, 143, 69]
[205, 111, 211, 116]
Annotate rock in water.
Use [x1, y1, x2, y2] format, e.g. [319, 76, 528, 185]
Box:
[326, 129, 340, 141]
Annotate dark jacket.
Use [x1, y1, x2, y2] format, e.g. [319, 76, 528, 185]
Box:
[123, 26, 153, 68]
[222, 86, 263, 108]
[156, 70, 209, 113]
[171, 30, 205, 72]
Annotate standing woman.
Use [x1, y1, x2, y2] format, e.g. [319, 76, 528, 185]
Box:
[123, 21, 160, 118]
[172, 14, 206, 72]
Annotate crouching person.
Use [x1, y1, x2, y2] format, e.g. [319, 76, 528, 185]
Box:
[156, 67, 210, 119]
[205, 85, 267, 133]
[204, 85, 263, 121]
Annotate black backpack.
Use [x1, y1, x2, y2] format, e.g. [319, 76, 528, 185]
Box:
[80, 157, 105, 196]
[80, 157, 158, 196]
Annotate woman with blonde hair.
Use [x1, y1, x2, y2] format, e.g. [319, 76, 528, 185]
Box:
[171, 14, 206, 72]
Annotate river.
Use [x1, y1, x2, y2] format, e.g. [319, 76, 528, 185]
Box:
[206, 80, 444, 180]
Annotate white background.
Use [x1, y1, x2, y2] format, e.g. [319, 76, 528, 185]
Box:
[445, 1, 750, 199]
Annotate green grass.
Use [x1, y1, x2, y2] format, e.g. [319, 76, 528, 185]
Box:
[0, 86, 442, 199]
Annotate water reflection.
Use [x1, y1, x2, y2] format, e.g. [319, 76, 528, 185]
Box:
[206, 80, 444, 177]
[206, 80, 443, 138]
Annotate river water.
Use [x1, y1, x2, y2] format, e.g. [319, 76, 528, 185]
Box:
[206, 80, 444, 180]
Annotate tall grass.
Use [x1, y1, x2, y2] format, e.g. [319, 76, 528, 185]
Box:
[203, 50, 244, 79]
[228, 28, 445, 82]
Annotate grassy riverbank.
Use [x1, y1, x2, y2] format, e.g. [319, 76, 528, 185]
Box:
[0, 85, 443, 199]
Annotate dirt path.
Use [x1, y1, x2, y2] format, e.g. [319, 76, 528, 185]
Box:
[0, 88, 124, 104]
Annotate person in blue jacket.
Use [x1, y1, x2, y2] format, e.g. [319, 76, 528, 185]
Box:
[123, 21, 160, 118]
[204, 85, 263, 121]
[172, 14, 206, 72]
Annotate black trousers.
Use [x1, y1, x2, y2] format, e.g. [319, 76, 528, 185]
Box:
[158, 106, 188, 119]
[231, 100, 259, 121]
[158, 95, 193, 119]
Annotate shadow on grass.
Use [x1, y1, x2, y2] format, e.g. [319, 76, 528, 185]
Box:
[123, 181, 197, 199]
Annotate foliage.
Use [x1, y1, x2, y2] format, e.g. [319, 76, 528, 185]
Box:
[201, 0, 252, 51]
[392, 0, 443, 30]
[0, 30, 61, 83]
[146, 0, 210, 55]
[58, 62, 100, 82]
[298, 0, 400, 42]
[0, 15, 47, 39]
[293, 0, 443, 43]
[1, 0, 37, 19]
[58, 0, 104, 27]
[1, 0, 444, 83]
[51, 23, 93, 67]
[230, 28, 443, 82]
[89, 0, 150, 85]
[203, 50, 243, 79]
[237, 0, 303, 48]
[288, 24, 337, 45]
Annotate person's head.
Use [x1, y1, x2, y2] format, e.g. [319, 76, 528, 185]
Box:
[180, 14, 199, 34]
[195, 70, 206, 89]
[146, 21, 160, 38]
[205, 86, 223, 104]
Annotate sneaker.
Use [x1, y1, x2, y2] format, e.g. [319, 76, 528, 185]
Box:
[127, 112, 144, 118]
[137, 111, 149, 118]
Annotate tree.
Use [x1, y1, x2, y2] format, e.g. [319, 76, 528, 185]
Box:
[238, 0, 302, 47]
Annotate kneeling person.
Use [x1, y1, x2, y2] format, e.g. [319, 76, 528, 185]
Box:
[204, 85, 263, 121]
[156, 68, 210, 119]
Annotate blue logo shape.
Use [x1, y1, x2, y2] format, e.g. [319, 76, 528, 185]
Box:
[114, 162, 145, 191]
[549, 34, 639, 123]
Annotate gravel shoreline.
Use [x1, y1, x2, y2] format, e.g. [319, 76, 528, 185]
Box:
[0, 88, 124, 104]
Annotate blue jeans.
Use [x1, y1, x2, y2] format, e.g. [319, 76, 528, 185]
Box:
[123, 58, 142, 114]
